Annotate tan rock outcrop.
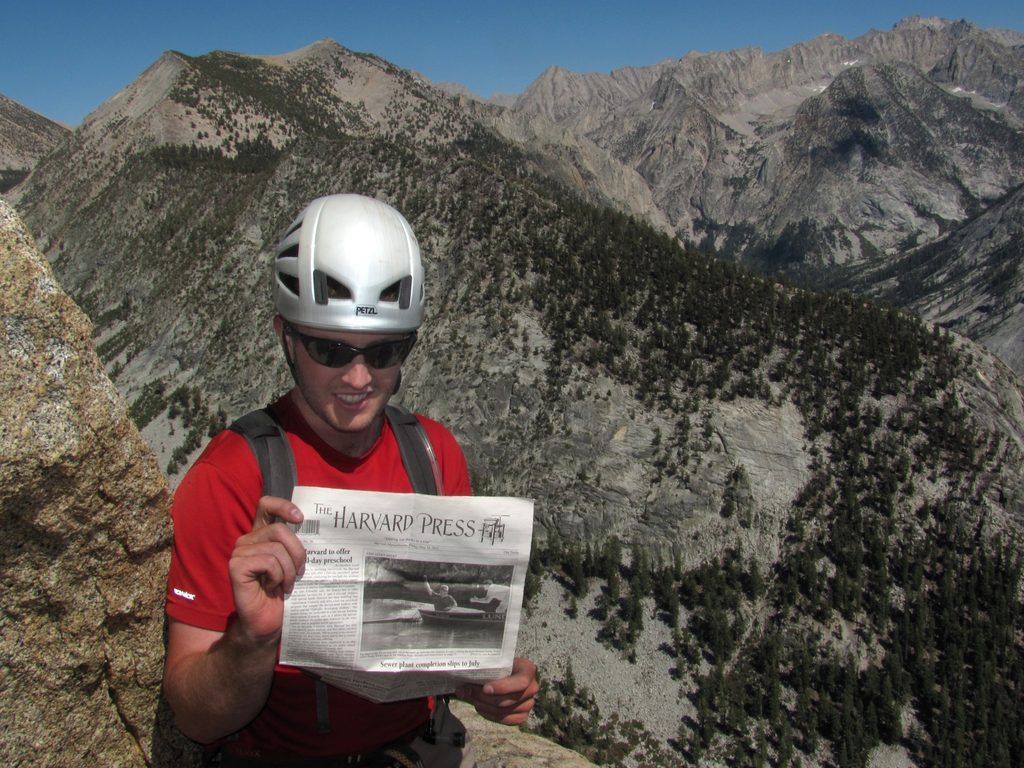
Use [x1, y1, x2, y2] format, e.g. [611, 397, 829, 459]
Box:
[453, 702, 596, 767]
[0, 198, 197, 765]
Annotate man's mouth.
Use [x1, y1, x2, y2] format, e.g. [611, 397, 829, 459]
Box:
[336, 392, 371, 405]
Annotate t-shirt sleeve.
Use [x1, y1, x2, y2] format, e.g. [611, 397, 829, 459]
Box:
[165, 431, 263, 631]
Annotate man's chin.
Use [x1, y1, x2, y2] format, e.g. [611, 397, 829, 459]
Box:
[326, 404, 384, 433]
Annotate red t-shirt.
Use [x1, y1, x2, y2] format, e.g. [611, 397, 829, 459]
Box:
[165, 395, 472, 758]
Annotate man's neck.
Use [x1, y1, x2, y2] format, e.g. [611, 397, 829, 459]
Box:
[326, 416, 384, 458]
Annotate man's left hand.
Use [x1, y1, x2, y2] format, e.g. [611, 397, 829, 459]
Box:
[457, 656, 539, 725]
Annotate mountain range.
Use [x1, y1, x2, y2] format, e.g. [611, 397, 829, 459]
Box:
[3, 15, 1024, 767]
[477, 16, 1024, 375]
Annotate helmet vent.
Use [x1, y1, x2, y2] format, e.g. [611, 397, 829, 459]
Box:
[279, 273, 300, 297]
[277, 244, 299, 260]
[326, 276, 351, 300]
[311, 270, 352, 305]
[379, 280, 402, 303]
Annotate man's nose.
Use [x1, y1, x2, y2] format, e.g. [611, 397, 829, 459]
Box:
[339, 356, 374, 387]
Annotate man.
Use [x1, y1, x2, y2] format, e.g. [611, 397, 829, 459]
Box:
[163, 194, 538, 766]
[424, 580, 458, 612]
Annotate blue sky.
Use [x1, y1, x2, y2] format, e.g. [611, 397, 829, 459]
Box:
[2, 1, 1022, 127]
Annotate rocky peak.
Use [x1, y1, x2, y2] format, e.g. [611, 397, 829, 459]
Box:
[0, 94, 69, 192]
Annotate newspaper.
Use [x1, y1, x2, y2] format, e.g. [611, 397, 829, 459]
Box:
[279, 486, 534, 702]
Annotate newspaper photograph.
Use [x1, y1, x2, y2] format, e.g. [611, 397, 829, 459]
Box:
[279, 486, 534, 702]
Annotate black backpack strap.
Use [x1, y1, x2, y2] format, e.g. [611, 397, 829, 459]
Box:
[228, 408, 297, 500]
[385, 404, 443, 496]
[228, 408, 326, 729]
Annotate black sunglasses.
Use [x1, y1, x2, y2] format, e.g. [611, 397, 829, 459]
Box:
[285, 323, 417, 369]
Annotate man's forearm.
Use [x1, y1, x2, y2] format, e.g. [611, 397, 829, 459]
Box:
[164, 621, 279, 744]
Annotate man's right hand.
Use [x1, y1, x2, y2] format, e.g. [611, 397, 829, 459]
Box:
[228, 496, 307, 644]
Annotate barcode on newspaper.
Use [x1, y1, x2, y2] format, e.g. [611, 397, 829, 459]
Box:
[289, 520, 320, 535]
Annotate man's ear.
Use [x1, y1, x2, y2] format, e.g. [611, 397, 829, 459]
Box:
[275, 315, 297, 374]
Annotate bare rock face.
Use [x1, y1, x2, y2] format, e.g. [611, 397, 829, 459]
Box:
[452, 702, 597, 767]
[904, 185, 1024, 376]
[0, 199, 196, 766]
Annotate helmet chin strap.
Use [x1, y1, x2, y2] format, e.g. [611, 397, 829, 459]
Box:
[280, 329, 298, 381]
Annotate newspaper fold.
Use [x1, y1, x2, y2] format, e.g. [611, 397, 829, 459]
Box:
[280, 486, 534, 702]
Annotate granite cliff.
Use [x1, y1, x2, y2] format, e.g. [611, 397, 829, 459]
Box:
[0, 199, 187, 765]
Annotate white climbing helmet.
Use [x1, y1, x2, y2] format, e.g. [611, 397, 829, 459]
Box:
[272, 194, 425, 332]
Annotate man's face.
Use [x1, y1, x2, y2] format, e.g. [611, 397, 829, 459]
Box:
[278, 318, 407, 454]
